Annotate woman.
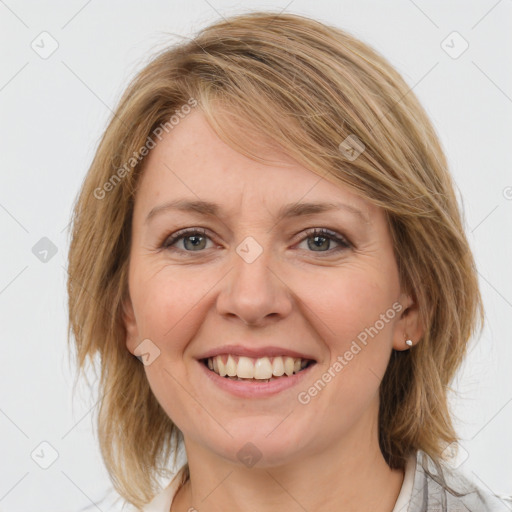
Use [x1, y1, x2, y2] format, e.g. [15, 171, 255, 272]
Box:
[67, 11, 509, 512]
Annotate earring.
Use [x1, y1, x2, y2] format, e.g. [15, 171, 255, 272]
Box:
[405, 338, 413, 348]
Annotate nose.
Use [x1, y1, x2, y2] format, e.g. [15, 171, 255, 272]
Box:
[215, 244, 293, 327]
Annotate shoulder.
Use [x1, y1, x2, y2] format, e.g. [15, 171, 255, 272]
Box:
[409, 450, 511, 512]
[148, 468, 186, 512]
[121, 466, 187, 512]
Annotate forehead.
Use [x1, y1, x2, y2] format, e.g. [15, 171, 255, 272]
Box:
[135, 109, 375, 221]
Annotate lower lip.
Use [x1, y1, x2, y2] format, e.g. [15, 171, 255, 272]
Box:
[198, 360, 316, 398]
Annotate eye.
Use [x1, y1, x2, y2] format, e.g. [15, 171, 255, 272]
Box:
[160, 227, 352, 255]
[161, 228, 214, 252]
[296, 228, 351, 254]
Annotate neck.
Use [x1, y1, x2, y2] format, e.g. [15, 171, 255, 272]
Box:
[172, 420, 405, 512]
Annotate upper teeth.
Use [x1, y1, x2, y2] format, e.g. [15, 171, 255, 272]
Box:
[207, 355, 310, 379]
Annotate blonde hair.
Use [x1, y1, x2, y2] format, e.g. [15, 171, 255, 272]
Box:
[67, 11, 484, 508]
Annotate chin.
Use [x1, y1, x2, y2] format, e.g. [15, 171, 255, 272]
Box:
[196, 416, 314, 469]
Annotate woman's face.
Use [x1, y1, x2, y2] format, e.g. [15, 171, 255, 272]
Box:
[124, 109, 420, 467]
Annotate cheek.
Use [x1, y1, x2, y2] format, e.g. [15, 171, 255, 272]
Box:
[131, 263, 216, 346]
[144, 366, 203, 436]
[292, 268, 398, 440]
[295, 262, 399, 349]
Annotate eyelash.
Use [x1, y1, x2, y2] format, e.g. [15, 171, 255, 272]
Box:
[160, 227, 352, 256]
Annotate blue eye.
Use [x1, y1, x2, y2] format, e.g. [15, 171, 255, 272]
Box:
[162, 228, 212, 252]
[160, 227, 351, 255]
[299, 228, 351, 253]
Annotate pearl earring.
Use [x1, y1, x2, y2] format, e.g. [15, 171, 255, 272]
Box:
[405, 339, 413, 348]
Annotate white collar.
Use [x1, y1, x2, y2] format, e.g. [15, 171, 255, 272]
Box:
[391, 452, 418, 512]
[142, 465, 187, 512]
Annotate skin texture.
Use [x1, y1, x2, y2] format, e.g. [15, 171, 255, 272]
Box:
[123, 110, 424, 511]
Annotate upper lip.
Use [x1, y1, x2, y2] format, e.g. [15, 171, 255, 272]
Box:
[197, 344, 317, 361]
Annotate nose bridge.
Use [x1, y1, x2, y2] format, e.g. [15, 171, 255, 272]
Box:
[216, 233, 292, 326]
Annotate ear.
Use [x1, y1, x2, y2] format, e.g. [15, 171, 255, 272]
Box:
[122, 294, 140, 356]
[392, 291, 425, 351]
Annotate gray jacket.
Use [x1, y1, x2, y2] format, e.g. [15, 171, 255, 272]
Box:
[407, 450, 511, 511]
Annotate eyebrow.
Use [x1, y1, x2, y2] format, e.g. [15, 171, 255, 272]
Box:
[145, 199, 369, 224]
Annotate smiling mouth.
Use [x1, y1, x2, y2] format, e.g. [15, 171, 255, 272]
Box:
[201, 355, 316, 382]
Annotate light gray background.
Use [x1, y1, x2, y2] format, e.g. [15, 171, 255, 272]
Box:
[1, 1, 511, 511]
